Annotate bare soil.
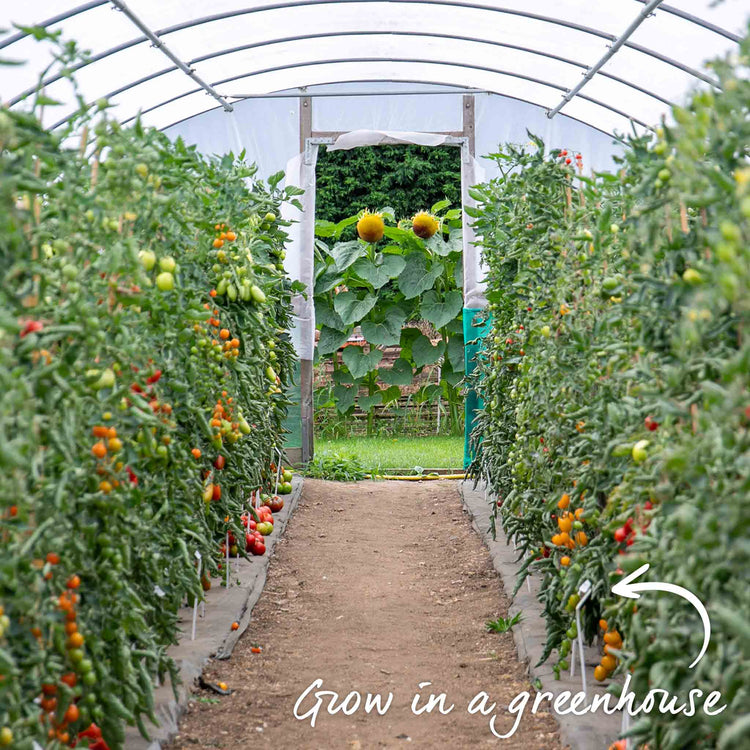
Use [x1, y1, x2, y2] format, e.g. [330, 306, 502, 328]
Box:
[169, 479, 563, 749]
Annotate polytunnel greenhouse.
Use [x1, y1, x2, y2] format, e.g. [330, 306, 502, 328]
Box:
[1, 2, 748, 749]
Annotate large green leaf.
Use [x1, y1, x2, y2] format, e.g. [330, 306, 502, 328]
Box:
[317, 325, 350, 355]
[380, 385, 402, 405]
[398, 327, 423, 361]
[315, 219, 337, 237]
[331, 240, 365, 271]
[446, 334, 465, 371]
[441, 360, 463, 386]
[420, 290, 463, 330]
[333, 384, 356, 413]
[361, 306, 407, 346]
[425, 226, 462, 257]
[315, 267, 344, 295]
[358, 391, 383, 413]
[342, 345, 383, 379]
[397, 252, 444, 299]
[351, 254, 406, 289]
[445, 316, 464, 336]
[378, 357, 413, 385]
[332, 368, 354, 385]
[333, 291, 378, 324]
[412, 334, 445, 368]
[316, 299, 344, 330]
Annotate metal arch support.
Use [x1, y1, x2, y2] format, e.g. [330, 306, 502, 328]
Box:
[547, 0, 666, 119]
[634, 0, 742, 43]
[187, 31, 675, 108]
[0, 1, 107, 51]
[47, 29, 674, 121]
[108, 0, 233, 112]
[5, 0, 723, 108]
[86, 57, 651, 136]
[3, 0, 739, 54]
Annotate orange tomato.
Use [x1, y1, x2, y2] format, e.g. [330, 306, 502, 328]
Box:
[66, 575, 81, 590]
[91, 442, 107, 459]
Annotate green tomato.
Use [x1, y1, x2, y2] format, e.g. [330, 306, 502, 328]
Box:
[632, 439, 649, 463]
[94, 368, 115, 390]
[62, 264, 78, 280]
[250, 284, 266, 304]
[156, 272, 175, 291]
[139, 250, 156, 271]
[159, 256, 176, 273]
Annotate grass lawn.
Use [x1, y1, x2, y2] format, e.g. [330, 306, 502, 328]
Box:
[315, 435, 464, 473]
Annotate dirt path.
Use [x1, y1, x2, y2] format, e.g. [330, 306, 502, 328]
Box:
[169, 480, 562, 749]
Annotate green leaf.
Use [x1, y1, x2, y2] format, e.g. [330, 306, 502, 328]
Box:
[378, 357, 413, 386]
[351, 254, 406, 289]
[316, 300, 344, 330]
[412, 334, 445, 368]
[317, 326, 350, 355]
[315, 267, 344, 295]
[441, 360, 463, 386]
[420, 290, 463, 330]
[398, 327, 423, 360]
[418, 384, 443, 403]
[358, 391, 383, 412]
[333, 384, 356, 413]
[431, 198, 451, 214]
[315, 220, 338, 237]
[380, 385, 402, 404]
[333, 291, 377, 325]
[361, 306, 407, 346]
[332, 368, 354, 385]
[331, 240, 365, 271]
[445, 317, 464, 336]
[332, 214, 361, 239]
[342, 345, 383, 379]
[446, 334, 465, 371]
[397, 253, 444, 299]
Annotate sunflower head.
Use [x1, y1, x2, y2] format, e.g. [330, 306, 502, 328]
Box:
[412, 211, 440, 239]
[356, 210, 385, 243]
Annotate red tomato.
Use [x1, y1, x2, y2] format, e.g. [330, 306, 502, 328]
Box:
[252, 541, 266, 556]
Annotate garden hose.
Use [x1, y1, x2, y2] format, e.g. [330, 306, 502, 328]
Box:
[364, 473, 466, 481]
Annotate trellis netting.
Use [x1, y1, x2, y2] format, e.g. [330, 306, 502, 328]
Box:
[3, 1, 746, 459]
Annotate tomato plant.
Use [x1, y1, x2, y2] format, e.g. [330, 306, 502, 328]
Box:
[468, 35, 749, 749]
[0, 37, 301, 749]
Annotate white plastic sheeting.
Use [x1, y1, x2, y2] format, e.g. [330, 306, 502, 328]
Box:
[2, 2, 745, 135]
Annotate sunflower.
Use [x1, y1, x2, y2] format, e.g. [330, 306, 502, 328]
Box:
[356, 210, 385, 243]
[412, 211, 439, 239]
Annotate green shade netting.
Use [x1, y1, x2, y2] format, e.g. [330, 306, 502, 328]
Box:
[463, 307, 491, 469]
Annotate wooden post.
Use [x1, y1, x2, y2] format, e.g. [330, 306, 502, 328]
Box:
[463, 95, 475, 157]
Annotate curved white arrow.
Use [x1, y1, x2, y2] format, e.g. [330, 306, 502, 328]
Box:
[611, 563, 710, 668]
